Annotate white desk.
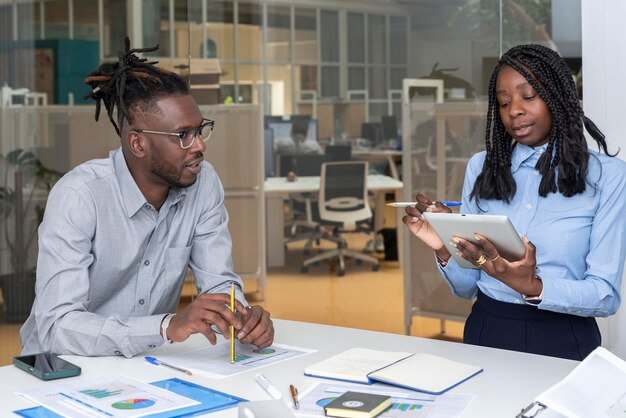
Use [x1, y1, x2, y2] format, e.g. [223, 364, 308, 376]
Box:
[265, 175, 404, 268]
[352, 149, 403, 180]
[0, 319, 577, 417]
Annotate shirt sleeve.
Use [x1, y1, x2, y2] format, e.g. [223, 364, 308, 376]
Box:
[33, 185, 165, 357]
[188, 171, 248, 307]
[434, 153, 483, 299]
[539, 159, 626, 317]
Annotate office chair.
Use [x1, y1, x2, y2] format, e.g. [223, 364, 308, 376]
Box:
[301, 161, 380, 276]
[280, 154, 329, 252]
[324, 144, 352, 162]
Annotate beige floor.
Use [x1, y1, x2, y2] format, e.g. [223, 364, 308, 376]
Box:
[0, 213, 464, 366]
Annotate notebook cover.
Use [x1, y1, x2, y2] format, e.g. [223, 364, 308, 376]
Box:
[324, 391, 391, 417]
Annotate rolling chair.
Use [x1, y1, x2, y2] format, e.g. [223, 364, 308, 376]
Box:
[279, 154, 328, 252]
[324, 144, 352, 162]
[301, 161, 379, 276]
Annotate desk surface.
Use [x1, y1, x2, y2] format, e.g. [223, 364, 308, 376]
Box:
[0, 320, 576, 417]
[265, 174, 403, 195]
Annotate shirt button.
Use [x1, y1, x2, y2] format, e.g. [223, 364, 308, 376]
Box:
[514, 299, 521, 304]
[114, 350, 121, 355]
[144, 260, 150, 266]
[149, 344, 156, 348]
[526, 203, 532, 210]
[145, 204, 150, 209]
[139, 299, 145, 305]
[534, 170, 540, 176]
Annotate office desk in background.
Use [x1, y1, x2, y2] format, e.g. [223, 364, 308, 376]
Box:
[0, 319, 578, 417]
[352, 149, 403, 180]
[265, 175, 404, 268]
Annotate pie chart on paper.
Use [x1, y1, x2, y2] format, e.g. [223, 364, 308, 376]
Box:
[111, 398, 156, 409]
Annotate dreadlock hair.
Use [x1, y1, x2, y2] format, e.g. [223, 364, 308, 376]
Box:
[470, 44, 614, 204]
[83, 37, 189, 137]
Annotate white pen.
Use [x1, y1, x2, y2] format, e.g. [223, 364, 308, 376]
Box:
[387, 201, 462, 207]
[255, 373, 283, 400]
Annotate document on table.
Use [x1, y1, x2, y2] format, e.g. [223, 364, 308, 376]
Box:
[17, 375, 199, 418]
[157, 342, 315, 378]
[293, 381, 474, 418]
[530, 347, 626, 418]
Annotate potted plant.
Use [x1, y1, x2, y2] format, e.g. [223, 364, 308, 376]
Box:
[0, 149, 62, 323]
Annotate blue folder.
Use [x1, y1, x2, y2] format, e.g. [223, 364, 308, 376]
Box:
[14, 377, 246, 418]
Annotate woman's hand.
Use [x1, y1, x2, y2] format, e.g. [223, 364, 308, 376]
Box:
[402, 194, 452, 261]
[452, 234, 542, 296]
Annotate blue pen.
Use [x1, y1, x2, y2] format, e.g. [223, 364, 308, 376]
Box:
[387, 201, 462, 208]
[145, 356, 192, 375]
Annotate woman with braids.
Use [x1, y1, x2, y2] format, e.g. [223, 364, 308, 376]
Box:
[402, 44, 626, 360]
[20, 39, 274, 357]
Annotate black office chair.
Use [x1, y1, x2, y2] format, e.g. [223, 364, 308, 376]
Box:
[324, 144, 352, 162]
[301, 161, 379, 276]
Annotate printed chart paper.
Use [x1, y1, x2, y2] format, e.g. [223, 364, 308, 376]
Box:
[157, 342, 315, 378]
[18, 375, 199, 418]
[294, 381, 474, 418]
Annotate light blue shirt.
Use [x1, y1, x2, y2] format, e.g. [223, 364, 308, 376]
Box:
[20, 148, 246, 357]
[439, 143, 626, 317]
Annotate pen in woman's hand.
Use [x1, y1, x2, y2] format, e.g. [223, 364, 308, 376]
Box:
[387, 201, 462, 208]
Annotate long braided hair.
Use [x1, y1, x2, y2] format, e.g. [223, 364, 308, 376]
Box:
[83, 37, 189, 137]
[470, 44, 614, 204]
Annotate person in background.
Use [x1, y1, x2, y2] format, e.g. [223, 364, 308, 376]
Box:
[273, 115, 323, 155]
[20, 38, 274, 357]
[402, 44, 626, 360]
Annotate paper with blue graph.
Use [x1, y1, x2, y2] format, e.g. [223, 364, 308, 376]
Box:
[17, 375, 199, 418]
[294, 381, 474, 418]
[157, 342, 315, 378]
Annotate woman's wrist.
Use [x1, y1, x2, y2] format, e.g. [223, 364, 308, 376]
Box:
[434, 247, 451, 263]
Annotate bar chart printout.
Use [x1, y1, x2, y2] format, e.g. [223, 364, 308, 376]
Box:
[18, 375, 199, 417]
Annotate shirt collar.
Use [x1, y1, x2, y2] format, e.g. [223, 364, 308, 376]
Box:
[510, 142, 550, 173]
[112, 148, 188, 217]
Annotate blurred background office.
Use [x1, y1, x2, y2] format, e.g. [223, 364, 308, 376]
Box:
[2, 0, 624, 364]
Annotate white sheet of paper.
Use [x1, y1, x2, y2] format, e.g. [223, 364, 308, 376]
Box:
[157, 342, 316, 379]
[535, 347, 626, 418]
[18, 375, 199, 418]
[293, 381, 474, 418]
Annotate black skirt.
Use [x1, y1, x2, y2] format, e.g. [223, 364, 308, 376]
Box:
[464, 290, 601, 360]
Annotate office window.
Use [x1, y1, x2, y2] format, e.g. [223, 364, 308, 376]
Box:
[73, 0, 99, 40]
[294, 7, 317, 62]
[322, 65, 339, 98]
[348, 67, 365, 91]
[347, 13, 365, 64]
[390, 67, 406, 90]
[42, 0, 69, 40]
[389, 16, 407, 65]
[204, 0, 235, 60]
[320, 10, 339, 63]
[367, 14, 386, 65]
[237, 2, 262, 61]
[369, 67, 386, 100]
[267, 5, 291, 62]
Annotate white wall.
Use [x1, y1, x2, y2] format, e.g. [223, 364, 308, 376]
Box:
[582, 0, 626, 359]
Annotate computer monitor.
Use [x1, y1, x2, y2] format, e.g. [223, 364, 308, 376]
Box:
[381, 115, 398, 142]
[361, 122, 384, 148]
[279, 154, 327, 177]
[264, 115, 318, 142]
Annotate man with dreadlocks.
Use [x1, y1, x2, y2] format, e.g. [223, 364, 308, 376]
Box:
[20, 39, 274, 357]
[402, 44, 626, 360]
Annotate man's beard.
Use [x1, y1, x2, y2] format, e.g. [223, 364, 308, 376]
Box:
[150, 146, 200, 188]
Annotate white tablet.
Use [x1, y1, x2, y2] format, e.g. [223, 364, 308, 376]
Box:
[422, 212, 525, 269]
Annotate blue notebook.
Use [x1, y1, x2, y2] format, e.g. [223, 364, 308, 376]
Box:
[14, 377, 246, 418]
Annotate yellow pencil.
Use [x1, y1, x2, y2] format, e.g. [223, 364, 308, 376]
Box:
[229, 282, 235, 364]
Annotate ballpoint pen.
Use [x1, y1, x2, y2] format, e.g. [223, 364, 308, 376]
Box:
[144, 356, 192, 375]
[289, 384, 299, 409]
[230, 282, 235, 364]
[387, 201, 462, 207]
[255, 373, 283, 400]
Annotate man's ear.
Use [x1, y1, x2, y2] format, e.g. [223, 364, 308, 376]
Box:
[127, 131, 147, 158]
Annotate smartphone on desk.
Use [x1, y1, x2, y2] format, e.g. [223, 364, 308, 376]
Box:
[13, 352, 81, 381]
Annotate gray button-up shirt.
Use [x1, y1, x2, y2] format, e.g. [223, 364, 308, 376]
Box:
[20, 148, 246, 357]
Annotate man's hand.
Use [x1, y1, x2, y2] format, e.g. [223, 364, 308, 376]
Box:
[237, 306, 274, 348]
[166, 293, 247, 344]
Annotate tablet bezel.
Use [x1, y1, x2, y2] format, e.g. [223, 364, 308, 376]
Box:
[423, 212, 525, 269]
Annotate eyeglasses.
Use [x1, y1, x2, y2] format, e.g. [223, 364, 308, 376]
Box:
[133, 118, 215, 149]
